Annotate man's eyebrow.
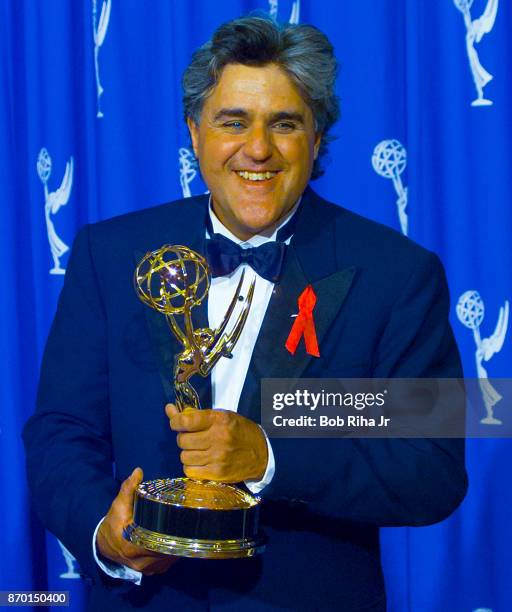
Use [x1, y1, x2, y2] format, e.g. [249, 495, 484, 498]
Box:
[212, 108, 249, 121]
[269, 111, 305, 124]
[211, 109, 305, 123]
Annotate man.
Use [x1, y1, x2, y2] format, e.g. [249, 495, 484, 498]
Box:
[24, 15, 467, 611]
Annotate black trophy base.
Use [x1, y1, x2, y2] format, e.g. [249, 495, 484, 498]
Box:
[124, 478, 265, 559]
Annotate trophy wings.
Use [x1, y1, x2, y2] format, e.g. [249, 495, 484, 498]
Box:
[289, 0, 300, 25]
[473, 0, 499, 42]
[95, 0, 112, 47]
[48, 158, 74, 214]
[481, 300, 509, 361]
[200, 270, 256, 374]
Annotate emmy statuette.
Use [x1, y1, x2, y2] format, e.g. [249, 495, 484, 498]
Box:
[125, 245, 265, 559]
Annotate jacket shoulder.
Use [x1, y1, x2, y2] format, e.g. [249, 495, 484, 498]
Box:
[90, 195, 207, 235]
[312, 191, 437, 270]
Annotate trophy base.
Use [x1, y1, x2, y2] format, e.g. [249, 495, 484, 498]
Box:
[125, 478, 265, 559]
[125, 524, 264, 559]
[481, 416, 502, 425]
[472, 99, 493, 106]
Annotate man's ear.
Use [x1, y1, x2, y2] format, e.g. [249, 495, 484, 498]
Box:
[187, 117, 200, 158]
[313, 133, 322, 160]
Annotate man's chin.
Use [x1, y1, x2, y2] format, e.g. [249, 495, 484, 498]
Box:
[210, 192, 294, 239]
[235, 215, 286, 239]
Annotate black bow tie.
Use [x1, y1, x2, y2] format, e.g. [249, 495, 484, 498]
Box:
[205, 211, 298, 282]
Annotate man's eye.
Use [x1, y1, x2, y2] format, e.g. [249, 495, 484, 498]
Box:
[273, 122, 295, 131]
[224, 121, 245, 129]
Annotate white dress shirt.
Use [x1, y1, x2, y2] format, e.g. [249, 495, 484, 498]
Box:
[93, 199, 298, 584]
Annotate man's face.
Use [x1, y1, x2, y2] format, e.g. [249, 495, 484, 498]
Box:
[187, 63, 321, 240]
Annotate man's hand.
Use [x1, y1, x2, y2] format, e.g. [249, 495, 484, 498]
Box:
[96, 467, 177, 575]
[166, 404, 268, 483]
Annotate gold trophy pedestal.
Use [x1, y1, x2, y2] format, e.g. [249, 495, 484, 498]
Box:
[125, 478, 264, 559]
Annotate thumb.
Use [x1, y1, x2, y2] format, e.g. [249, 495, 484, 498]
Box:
[165, 403, 179, 419]
[166, 403, 198, 418]
[116, 467, 143, 519]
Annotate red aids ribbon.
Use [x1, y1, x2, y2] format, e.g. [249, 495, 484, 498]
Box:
[285, 285, 320, 357]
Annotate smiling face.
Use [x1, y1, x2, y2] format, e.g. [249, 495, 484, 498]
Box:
[187, 63, 321, 240]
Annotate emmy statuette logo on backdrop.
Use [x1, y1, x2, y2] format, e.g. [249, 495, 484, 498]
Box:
[57, 540, 80, 579]
[268, 0, 300, 24]
[179, 148, 197, 198]
[457, 290, 509, 424]
[37, 148, 74, 275]
[372, 139, 408, 236]
[92, 0, 112, 118]
[453, 0, 499, 106]
[289, 0, 300, 24]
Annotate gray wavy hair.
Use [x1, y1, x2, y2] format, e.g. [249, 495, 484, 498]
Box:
[182, 15, 339, 179]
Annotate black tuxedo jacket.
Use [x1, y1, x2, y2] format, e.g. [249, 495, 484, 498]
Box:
[23, 188, 467, 611]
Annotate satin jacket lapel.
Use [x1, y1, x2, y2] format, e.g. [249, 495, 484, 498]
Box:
[238, 189, 356, 421]
[133, 203, 212, 408]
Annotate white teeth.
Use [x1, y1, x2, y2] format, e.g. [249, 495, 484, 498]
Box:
[237, 171, 277, 181]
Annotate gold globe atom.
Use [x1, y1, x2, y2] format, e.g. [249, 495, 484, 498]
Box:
[134, 245, 210, 315]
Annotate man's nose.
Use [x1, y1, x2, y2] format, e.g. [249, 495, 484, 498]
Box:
[242, 125, 273, 161]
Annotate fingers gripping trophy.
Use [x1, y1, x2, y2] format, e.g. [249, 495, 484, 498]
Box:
[125, 245, 264, 558]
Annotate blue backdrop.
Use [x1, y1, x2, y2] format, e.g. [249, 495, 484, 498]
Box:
[1, 1, 510, 610]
